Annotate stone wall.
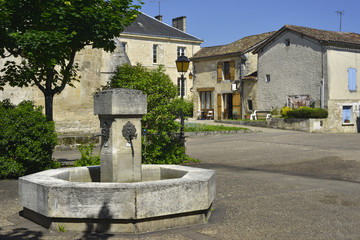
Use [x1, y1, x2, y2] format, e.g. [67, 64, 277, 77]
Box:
[193, 52, 259, 120]
[0, 41, 129, 134]
[257, 31, 325, 111]
[118, 35, 201, 99]
[219, 118, 329, 133]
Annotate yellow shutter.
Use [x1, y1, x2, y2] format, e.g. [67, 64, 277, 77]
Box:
[217, 62, 222, 82]
[230, 60, 235, 80]
[232, 92, 241, 118]
[217, 94, 222, 120]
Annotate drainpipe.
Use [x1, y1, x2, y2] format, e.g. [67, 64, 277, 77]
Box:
[240, 54, 247, 119]
[320, 46, 325, 109]
[321, 78, 324, 108]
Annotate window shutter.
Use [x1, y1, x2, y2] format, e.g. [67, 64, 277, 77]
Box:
[348, 68, 357, 91]
[230, 60, 235, 80]
[217, 94, 222, 120]
[217, 62, 223, 82]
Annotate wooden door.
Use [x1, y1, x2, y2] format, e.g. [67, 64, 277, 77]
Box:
[217, 94, 222, 120]
[232, 92, 241, 119]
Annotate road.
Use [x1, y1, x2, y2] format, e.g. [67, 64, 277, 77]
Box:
[1, 127, 360, 239]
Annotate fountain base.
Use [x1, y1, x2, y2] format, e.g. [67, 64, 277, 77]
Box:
[19, 165, 215, 233]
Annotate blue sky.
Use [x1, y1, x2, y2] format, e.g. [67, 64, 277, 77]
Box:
[139, 0, 360, 47]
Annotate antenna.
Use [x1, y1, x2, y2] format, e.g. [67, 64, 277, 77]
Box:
[150, 1, 161, 16]
[336, 10, 344, 32]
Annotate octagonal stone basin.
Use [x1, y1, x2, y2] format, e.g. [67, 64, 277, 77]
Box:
[19, 165, 215, 233]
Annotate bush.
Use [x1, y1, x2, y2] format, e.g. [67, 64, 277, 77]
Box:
[0, 157, 25, 179]
[281, 106, 293, 117]
[106, 64, 195, 164]
[0, 100, 59, 178]
[73, 143, 100, 167]
[286, 106, 328, 118]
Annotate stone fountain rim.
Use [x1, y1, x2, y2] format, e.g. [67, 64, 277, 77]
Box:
[20, 164, 215, 188]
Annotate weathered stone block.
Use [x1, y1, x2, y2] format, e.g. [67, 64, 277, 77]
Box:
[94, 88, 147, 116]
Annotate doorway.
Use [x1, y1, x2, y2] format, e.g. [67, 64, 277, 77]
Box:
[223, 93, 233, 119]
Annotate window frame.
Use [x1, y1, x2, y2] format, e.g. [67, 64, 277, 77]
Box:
[153, 44, 158, 64]
[122, 42, 127, 53]
[177, 47, 186, 57]
[223, 61, 231, 80]
[177, 77, 187, 97]
[265, 74, 271, 83]
[342, 105, 353, 125]
[200, 91, 213, 112]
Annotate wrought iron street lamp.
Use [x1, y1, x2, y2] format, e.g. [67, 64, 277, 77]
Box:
[175, 55, 190, 148]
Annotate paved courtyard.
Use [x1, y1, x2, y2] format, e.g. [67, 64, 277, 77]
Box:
[1, 125, 360, 239]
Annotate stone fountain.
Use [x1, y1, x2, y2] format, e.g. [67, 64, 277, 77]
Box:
[19, 88, 215, 233]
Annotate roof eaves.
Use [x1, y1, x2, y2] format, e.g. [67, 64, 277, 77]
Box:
[191, 52, 241, 61]
[121, 31, 203, 43]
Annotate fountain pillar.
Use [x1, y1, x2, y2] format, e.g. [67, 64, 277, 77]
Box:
[94, 89, 147, 183]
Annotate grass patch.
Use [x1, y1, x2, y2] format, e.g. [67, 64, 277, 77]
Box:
[184, 123, 248, 132]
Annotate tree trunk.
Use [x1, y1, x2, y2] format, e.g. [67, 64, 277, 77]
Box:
[44, 92, 54, 121]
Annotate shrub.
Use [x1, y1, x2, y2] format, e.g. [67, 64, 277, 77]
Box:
[105, 64, 195, 164]
[270, 107, 280, 116]
[0, 157, 25, 179]
[286, 107, 328, 118]
[0, 100, 59, 178]
[281, 106, 293, 117]
[73, 143, 100, 167]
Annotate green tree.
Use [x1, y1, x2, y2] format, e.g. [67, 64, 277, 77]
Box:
[106, 63, 194, 164]
[0, 0, 142, 121]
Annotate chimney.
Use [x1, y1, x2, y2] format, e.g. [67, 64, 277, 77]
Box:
[172, 16, 186, 32]
[155, 15, 162, 22]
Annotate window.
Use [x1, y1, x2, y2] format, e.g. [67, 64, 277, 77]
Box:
[342, 106, 352, 123]
[247, 99, 253, 111]
[153, 45, 158, 63]
[348, 68, 357, 91]
[122, 42, 127, 53]
[217, 60, 235, 81]
[177, 77, 186, 97]
[265, 74, 270, 83]
[285, 39, 291, 46]
[200, 91, 212, 111]
[223, 61, 231, 80]
[177, 47, 186, 57]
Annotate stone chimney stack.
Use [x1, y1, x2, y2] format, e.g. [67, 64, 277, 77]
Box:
[172, 16, 186, 32]
[155, 15, 162, 22]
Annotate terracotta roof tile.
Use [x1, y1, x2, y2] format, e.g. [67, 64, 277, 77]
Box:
[192, 32, 275, 60]
[284, 25, 360, 45]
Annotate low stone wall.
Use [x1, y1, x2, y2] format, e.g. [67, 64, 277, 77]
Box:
[217, 118, 328, 133]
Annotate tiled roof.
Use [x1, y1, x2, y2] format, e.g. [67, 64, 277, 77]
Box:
[284, 25, 360, 45]
[253, 25, 360, 52]
[122, 13, 203, 43]
[191, 32, 275, 60]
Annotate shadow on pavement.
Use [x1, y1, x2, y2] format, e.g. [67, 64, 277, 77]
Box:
[194, 156, 360, 183]
[0, 227, 43, 240]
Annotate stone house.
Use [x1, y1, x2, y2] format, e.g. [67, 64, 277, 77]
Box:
[119, 13, 203, 99]
[253, 25, 360, 133]
[0, 13, 202, 135]
[0, 41, 128, 135]
[191, 32, 274, 120]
